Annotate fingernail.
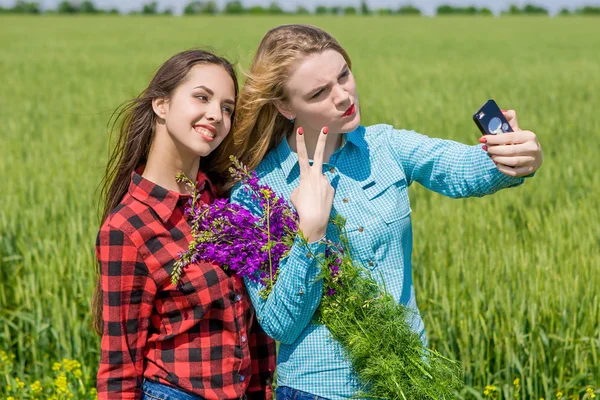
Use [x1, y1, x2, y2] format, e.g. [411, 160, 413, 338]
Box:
[298, 127, 303, 135]
[479, 137, 487, 143]
[323, 127, 328, 135]
[501, 109, 507, 112]
[482, 145, 488, 151]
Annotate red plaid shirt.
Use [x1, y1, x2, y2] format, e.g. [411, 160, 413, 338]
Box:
[96, 170, 275, 400]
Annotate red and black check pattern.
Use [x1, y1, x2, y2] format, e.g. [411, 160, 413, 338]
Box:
[96, 170, 275, 400]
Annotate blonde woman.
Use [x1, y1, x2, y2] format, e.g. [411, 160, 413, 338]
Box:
[218, 25, 542, 399]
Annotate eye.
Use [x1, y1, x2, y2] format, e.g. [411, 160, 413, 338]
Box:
[311, 89, 325, 99]
[222, 106, 233, 114]
[339, 69, 350, 80]
[195, 95, 208, 101]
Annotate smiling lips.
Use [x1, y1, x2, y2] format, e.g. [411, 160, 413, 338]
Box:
[194, 124, 217, 141]
[343, 103, 356, 117]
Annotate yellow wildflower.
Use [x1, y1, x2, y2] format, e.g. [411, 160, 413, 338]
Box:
[31, 380, 43, 394]
[7, 397, 15, 400]
[52, 362, 62, 371]
[484, 385, 498, 396]
[15, 377, 25, 389]
[587, 387, 596, 399]
[556, 392, 563, 399]
[54, 373, 69, 393]
[514, 378, 521, 387]
[63, 359, 81, 373]
[73, 368, 83, 379]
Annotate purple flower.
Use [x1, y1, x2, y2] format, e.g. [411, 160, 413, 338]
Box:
[175, 155, 343, 297]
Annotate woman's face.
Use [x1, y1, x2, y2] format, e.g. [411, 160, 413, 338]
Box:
[160, 64, 236, 157]
[283, 49, 360, 135]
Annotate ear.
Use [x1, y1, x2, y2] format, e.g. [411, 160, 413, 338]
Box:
[274, 99, 293, 121]
[152, 97, 169, 120]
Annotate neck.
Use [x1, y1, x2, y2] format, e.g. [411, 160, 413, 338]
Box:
[287, 126, 344, 163]
[142, 126, 200, 194]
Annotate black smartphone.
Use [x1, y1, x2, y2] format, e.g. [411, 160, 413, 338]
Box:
[473, 99, 513, 135]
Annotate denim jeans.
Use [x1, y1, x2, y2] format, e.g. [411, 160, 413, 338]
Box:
[275, 386, 331, 400]
[141, 379, 205, 400]
[141, 379, 249, 400]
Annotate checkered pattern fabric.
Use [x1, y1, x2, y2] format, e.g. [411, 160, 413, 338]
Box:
[96, 170, 275, 400]
[231, 124, 526, 399]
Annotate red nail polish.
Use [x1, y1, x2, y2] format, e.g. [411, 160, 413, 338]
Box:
[482, 145, 488, 151]
[298, 127, 303, 135]
[479, 137, 487, 143]
[323, 127, 328, 135]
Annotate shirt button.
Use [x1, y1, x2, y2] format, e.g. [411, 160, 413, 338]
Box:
[368, 261, 374, 267]
[358, 226, 364, 232]
[239, 375, 245, 382]
[241, 335, 247, 343]
[235, 294, 242, 302]
[343, 198, 349, 203]
[329, 167, 335, 173]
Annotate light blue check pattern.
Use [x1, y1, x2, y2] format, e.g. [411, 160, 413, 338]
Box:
[230, 124, 527, 400]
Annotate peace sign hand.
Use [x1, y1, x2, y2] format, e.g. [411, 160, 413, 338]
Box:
[290, 127, 335, 243]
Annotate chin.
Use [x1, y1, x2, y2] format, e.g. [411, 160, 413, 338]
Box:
[188, 143, 216, 158]
[342, 115, 361, 133]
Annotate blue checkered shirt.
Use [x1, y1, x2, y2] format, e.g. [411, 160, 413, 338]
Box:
[230, 124, 526, 399]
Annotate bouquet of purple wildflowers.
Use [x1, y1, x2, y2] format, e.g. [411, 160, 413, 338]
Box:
[171, 156, 341, 299]
[172, 156, 462, 399]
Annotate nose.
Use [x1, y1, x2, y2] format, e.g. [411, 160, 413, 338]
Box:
[332, 85, 350, 108]
[204, 101, 223, 123]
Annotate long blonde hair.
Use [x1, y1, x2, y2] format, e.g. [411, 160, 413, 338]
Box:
[214, 24, 351, 188]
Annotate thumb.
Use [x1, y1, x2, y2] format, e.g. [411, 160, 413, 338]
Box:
[290, 187, 299, 205]
[501, 109, 520, 132]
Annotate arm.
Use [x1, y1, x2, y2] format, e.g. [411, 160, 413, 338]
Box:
[96, 226, 157, 400]
[245, 312, 276, 400]
[388, 128, 527, 198]
[231, 184, 325, 345]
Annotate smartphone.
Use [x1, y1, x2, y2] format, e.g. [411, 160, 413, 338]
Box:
[473, 99, 513, 135]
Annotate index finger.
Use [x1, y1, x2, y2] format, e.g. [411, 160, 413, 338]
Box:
[295, 127, 310, 176]
[312, 126, 328, 172]
[485, 130, 535, 146]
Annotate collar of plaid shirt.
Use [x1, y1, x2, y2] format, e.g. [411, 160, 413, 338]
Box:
[130, 166, 217, 223]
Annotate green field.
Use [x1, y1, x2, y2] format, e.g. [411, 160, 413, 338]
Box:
[1, 15, 599, 399]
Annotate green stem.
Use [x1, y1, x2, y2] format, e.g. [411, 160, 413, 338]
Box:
[265, 200, 273, 282]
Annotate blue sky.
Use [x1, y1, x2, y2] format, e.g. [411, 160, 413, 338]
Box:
[2, 0, 599, 15]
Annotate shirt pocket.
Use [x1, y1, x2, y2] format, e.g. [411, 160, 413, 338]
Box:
[342, 170, 411, 272]
[362, 168, 411, 225]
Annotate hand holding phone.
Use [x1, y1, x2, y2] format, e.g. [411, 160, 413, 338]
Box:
[472, 102, 543, 177]
[473, 99, 513, 135]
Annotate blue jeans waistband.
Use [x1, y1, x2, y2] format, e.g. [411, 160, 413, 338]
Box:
[275, 386, 331, 400]
[141, 379, 250, 400]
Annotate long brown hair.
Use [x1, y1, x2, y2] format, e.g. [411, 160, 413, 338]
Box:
[92, 49, 239, 335]
[213, 24, 351, 189]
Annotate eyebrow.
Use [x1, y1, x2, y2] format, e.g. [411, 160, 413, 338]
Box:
[194, 85, 235, 106]
[306, 64, 349, 96]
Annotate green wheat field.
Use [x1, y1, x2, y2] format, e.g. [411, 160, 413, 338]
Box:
[1, 15, 599, 399]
